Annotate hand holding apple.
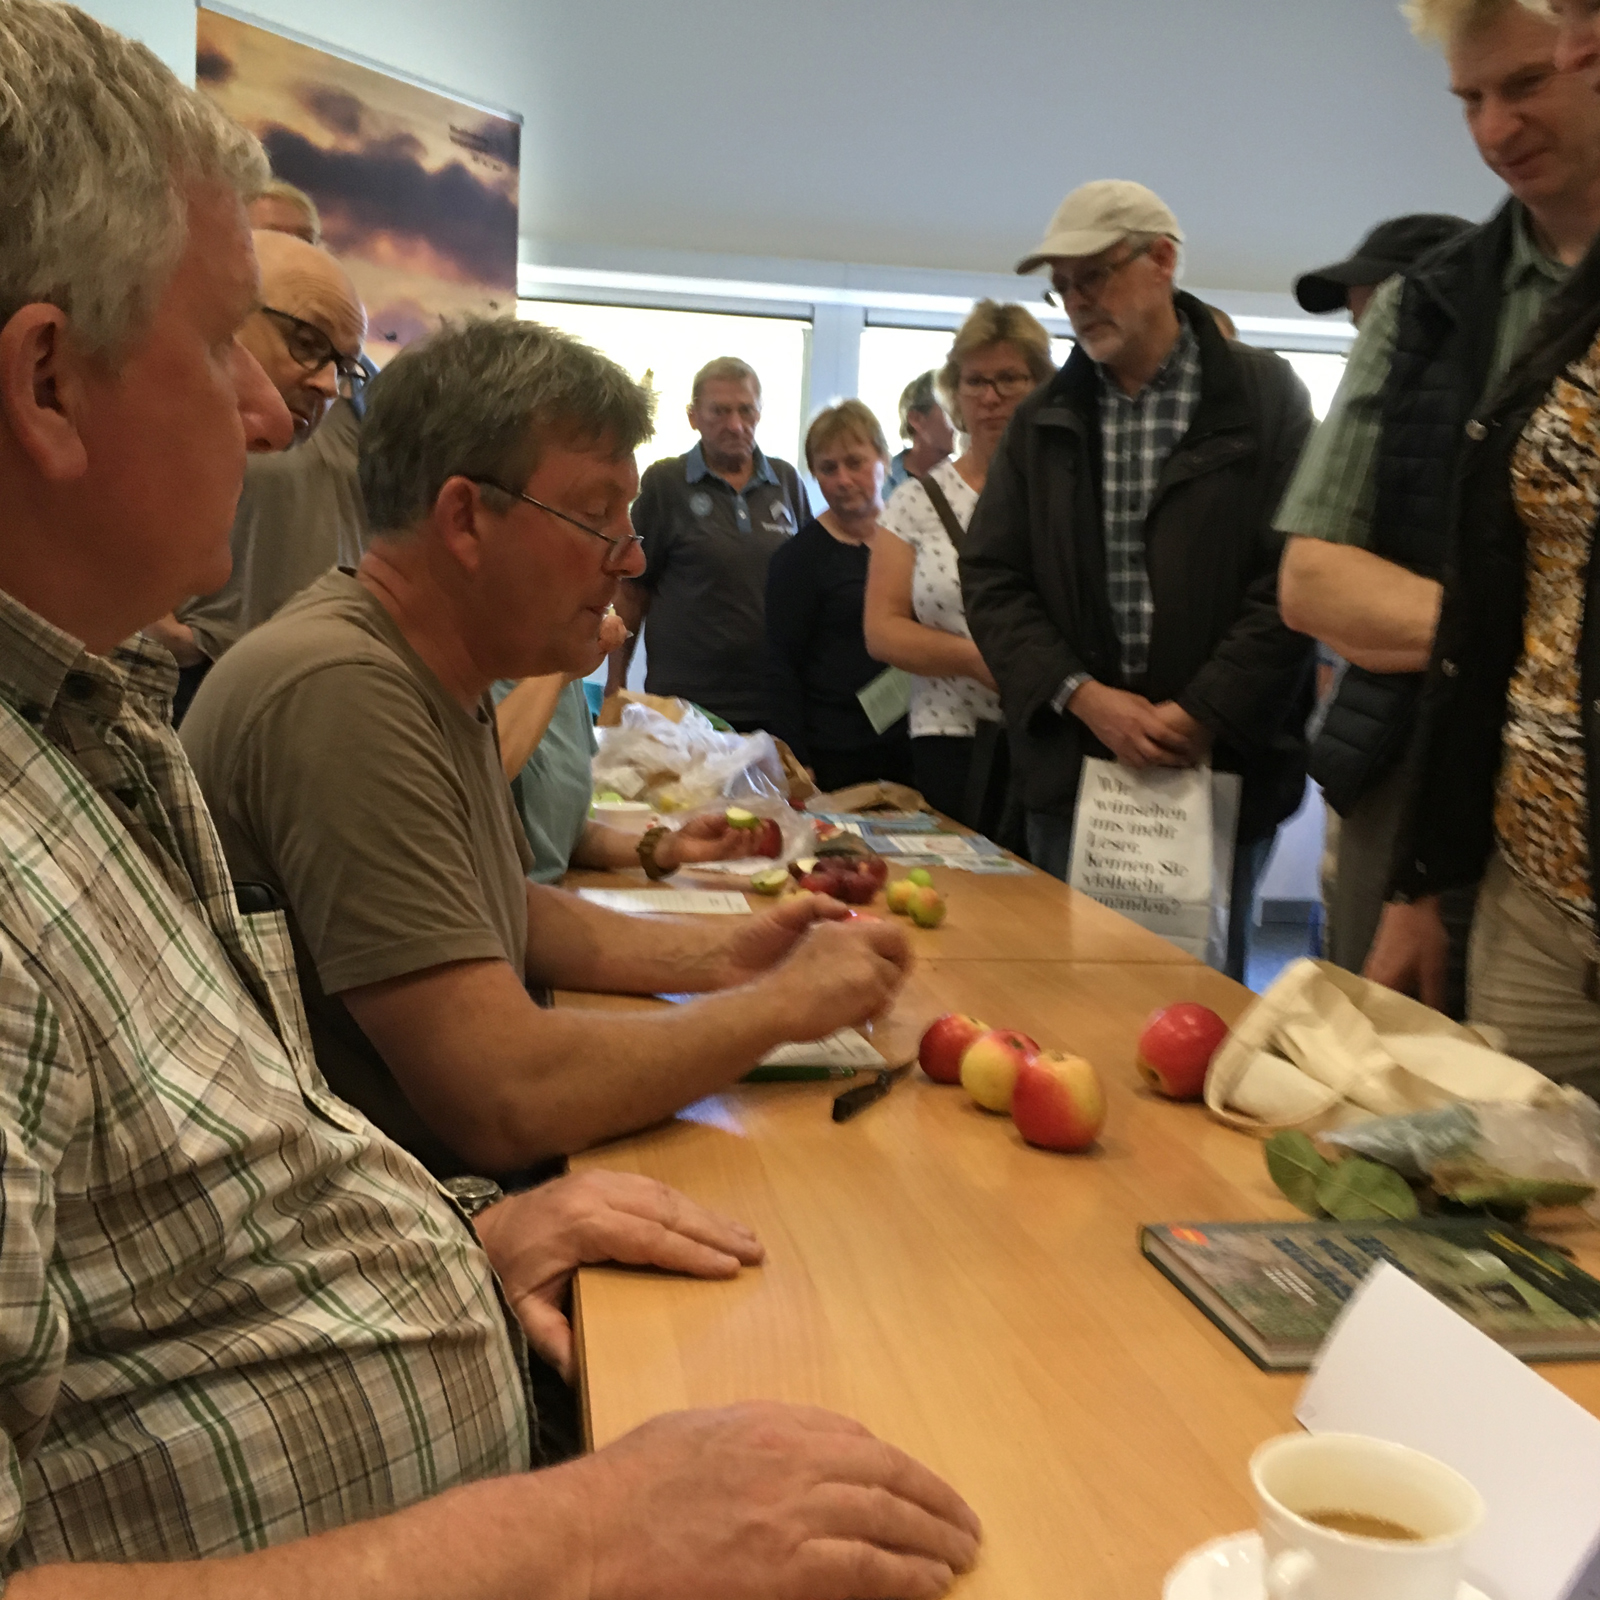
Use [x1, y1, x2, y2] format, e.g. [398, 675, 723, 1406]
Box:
[1136, 1002, 1229, 1100]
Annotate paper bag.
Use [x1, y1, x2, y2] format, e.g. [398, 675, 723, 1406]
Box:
[1067, 759, 1242, 969]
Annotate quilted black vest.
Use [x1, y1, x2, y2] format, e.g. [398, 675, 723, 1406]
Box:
[1310, 201, 1518, 815]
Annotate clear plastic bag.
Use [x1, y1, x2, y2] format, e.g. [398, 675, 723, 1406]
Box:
[1325, 1094, 1600, 1214]
[592, 703, 788, 811]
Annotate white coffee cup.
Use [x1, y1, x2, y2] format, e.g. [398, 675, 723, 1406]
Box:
[1250, 1432, 1485, 1600]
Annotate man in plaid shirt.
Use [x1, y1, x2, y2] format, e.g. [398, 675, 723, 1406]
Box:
[962, 181, 1316, 978]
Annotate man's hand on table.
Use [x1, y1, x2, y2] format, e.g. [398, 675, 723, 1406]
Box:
[555, 1401, 982, 1600]
[473, 1171, 764, 1381]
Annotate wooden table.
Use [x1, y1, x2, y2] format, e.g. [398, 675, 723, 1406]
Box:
[563, 863, 1600, 1597]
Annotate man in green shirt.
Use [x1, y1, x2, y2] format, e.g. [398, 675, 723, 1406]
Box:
[1276, 0, 1600, 997]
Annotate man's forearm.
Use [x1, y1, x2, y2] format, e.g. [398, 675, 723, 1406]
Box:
[9, 1471, 583, 1600]
[570, 821, 641, 871]
[494, 674, 566, 779]
[526, 881, 736, 993]
[1278, 537, 1441, 672]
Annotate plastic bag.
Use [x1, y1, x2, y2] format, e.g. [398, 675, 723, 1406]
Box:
[592, 703, 788, 810]
[671, 795, 816, 869]
[1324, 1096, 1600, 1215]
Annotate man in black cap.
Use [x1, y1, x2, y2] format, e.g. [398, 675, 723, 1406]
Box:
[1275, 0, 1600, 1004]
[1294, 214, 1474, 328]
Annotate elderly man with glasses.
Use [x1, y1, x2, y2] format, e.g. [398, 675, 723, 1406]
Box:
[152, 228, 370, 719]
[960, 180, 1316, 979]
[181, 316, 913, 1191]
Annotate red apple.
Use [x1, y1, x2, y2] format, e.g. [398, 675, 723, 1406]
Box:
[754, 818, 783, 858]
[959, 1028, 1041, 1113]
[1136, 1002, 1230, 1100]
[1012, 1051, 1106, 1151]
[918, 1012, 990, 1084]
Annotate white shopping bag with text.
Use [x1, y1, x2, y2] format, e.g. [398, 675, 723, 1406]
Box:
[1067, 759, 1242, 968]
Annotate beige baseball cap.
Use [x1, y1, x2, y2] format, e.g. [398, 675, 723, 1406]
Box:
[1016, 180, 1185, 274]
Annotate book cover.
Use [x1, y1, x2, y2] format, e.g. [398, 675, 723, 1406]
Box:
[1141, 1217, 1600, 1372]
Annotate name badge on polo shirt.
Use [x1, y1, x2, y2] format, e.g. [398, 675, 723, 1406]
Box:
[761, 500, 796, 535]
[689, 490, 714, 517]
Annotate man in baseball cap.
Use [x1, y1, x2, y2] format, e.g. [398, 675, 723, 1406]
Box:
[1294, 213, 1473, 326]
[962, 179, 1315, 980]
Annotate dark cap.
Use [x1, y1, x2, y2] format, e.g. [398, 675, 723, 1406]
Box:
[1294, 213, 1476, 314]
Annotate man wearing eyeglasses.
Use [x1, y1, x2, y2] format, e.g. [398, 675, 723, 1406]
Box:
[961, 180, 1315, 979]
[151, 229, 368, 720]
[181, 317, 912, 1188]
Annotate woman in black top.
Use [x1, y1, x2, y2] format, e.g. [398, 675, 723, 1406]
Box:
[765, 401, 913, 793]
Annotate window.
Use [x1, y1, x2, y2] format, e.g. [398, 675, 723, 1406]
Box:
[1277, 350, 1347, 422]
[516, 300, 810, 472]
[856, 324, 1074, 452]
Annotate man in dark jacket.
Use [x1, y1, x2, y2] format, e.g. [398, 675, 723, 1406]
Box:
[1276, 0, 1600, 998]
[962, 180, 1314, 979]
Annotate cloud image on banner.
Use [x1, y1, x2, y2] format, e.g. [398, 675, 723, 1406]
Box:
[198, 8, 521, 365]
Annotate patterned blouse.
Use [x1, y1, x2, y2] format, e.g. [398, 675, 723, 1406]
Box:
[1498, 329, 1600, 947]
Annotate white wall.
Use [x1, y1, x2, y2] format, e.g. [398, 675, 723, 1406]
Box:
[87, 0, 1504, 298]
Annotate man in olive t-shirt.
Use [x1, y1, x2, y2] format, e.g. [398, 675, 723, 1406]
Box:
[181, 318, 913, 1184]
[181, 568, 534, 1177]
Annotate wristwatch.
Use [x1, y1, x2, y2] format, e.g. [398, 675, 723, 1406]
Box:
[637, 823, 678, 880]
[443, 1174, 504, 1219]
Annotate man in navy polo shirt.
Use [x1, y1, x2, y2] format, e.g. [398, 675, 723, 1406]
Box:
[608, 357, 808, 730]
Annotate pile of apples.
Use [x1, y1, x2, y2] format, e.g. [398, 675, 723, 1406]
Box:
[789, 853, 887, 905]
[918, 1014, 1105, 1152]
[885, 868, 947, 929]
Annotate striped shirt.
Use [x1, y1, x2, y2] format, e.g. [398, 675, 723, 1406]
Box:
[1098, 321, 1203, 681]
[0, 589, 531, 1576]
[1275, 204, 1567, 548]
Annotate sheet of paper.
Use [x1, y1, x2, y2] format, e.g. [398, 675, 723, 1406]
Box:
[876, 833, 982, 859]
[1296, 1261, 1600, 1600]
[678, 857, 777, 875]
[757, 1029, 886, 1070]
[576, 888, 752, 915]
[855, 666, 913, 735]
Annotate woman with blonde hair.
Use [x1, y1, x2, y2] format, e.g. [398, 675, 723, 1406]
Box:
[765, 399, 913, 790]
[864, 299, 1053, 831]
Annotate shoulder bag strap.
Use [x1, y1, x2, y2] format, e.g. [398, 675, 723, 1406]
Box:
[913, 472, 968, 553]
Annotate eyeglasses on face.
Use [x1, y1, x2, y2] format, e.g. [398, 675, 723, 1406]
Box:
[467, 478, 643, 568]
[957, 370, 1035, 399]
[258, 306, 367, 391]
[1044, 242, 1153, 310]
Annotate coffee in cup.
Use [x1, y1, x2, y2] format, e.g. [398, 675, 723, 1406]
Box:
[1250, 1432, 1485, 1599]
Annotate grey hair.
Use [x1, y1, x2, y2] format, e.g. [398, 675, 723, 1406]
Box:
[359, 317, 657, 535]
[897, 370, 941, 440]
[255, 178, 321, 244]
[1403, 0, 1520, 45]
[938, 300, 1056, 433]
[0, 0, 269, 359]
[1123, 229, 1186, 284]
[691, 355, 761, 404]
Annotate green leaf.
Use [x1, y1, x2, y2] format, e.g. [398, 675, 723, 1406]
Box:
[1266, 1131, 1336, 1217]
[1314, 1156, 1420, 1222]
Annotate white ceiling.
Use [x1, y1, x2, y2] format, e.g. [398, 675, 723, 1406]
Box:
[103, 0, 1508, 296]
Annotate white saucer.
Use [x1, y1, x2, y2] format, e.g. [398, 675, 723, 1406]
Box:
[1163, 1531, 1490, 1599]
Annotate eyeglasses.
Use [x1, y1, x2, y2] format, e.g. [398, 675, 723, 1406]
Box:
[957, 370, 1035, 399]
[1044, 242, 1152, 309]
[468, 478, 643, 569]
[258, 306, 367, 392]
